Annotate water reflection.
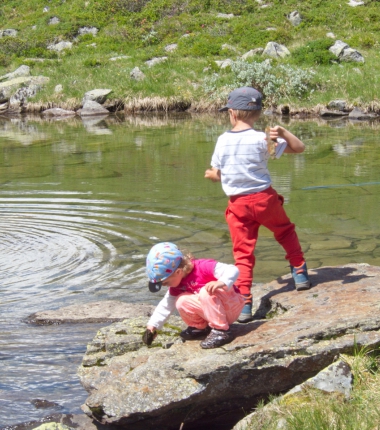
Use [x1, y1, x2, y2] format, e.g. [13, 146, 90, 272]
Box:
[0, 113, 379, 426]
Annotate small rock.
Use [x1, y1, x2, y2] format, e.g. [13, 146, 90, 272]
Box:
[242, 48, 264, 59]
[48, 17, 60, 25]
[78, 26, 99, 36]
[0, 65, 30, 81]
[130, 67, 145, 81]
[109, 55, 130, 61]
[47, 41, 73, 52]
[0, 29, 18, 37]
[215, 59, 233, 69]
[263, 42, 290, 58]
[347, 0, 364, 6]
[216, 13, 234, 18]
[145, 57, 168, 67]
[287, 11, 302, 26]
[79, 100, 109, 116]
[164, 43, 178, 52]
[326, 32, 336, 39]
[42, 108, 76, 117]
[327, 100, 346, 111]
[54, 84, 63, 93]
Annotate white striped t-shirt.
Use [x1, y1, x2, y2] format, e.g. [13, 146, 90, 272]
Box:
[210, 128, 287, 196]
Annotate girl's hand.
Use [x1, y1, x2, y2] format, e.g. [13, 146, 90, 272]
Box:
[143, 326, 157, 345]
[204, 280, 227, 294]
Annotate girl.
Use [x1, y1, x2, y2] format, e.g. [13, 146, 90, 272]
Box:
[143, 242, 245, 349]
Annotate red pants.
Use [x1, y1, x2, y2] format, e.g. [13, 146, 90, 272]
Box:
[225, 187, 304, 296]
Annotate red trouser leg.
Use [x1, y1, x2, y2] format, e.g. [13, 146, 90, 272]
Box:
[226, 187, 304, 296]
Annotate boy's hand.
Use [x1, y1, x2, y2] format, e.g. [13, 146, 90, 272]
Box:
[142, 327, 157, 345]
[204, 168, 221, 182]
[204, 280, 227, 294]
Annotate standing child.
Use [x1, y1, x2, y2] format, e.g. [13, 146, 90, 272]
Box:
[205, 86, 311, 323]
[143, 242, 244, 349]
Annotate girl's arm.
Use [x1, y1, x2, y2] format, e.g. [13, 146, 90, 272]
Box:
[204, 262, 239, 294]
[269, 126, 305, 154]
[146, 291, 177, 331]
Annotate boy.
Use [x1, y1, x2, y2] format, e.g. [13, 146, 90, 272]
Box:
[205, 86, 310, 323]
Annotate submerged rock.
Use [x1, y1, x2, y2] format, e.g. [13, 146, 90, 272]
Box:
[78, 263, 380, 429]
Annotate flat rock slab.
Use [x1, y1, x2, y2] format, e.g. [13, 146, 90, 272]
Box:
[78, 264, 380, 429]
[26, 300, 155, 325]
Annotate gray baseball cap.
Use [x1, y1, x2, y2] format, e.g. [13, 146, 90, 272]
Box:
[219, 87, 263, 112]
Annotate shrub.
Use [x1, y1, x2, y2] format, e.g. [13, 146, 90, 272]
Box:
[203, 59, 315, 106]
[83, 57, 103, 67]
[291, 39, 335, 66]
[0, 52, 10, 67]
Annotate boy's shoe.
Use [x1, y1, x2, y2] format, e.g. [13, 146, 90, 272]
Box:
[291, 262, 311, 291]
[237, 294, 253, 323]
[180, 326, 211, 340]
[200, 328, 234, 349]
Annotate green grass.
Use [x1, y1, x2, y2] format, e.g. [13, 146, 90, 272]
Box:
[240, 347, 380, 430]
[1, 0, 380, 111]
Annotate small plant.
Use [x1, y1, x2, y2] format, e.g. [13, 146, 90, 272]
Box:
[291, 39, 335, 66]
[83, 57, 103, 67]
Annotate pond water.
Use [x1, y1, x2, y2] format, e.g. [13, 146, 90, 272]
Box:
[0, 112, 379, 427]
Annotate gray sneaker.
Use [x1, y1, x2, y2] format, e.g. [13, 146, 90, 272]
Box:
[200, 329, 234, 349]
[291, 262, 311, 291]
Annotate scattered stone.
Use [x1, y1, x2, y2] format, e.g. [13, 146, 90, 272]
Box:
[164, 43, 178, 52]
[31, 399, 63, 409]
[216, 13, 234, 18]
[340, 47, 364, 63]
[27, 300, 153, 324]
[78, 264, 380, 429]
[222, 43, 238, 52]
[82, 89, 112, 105]
[42, 108, 76, 117]
[287, 11, 302, 26]
[263, 42, 290, 58]
[215, 59, 233, 68]
[47, 41, 73, 52]
[109, 55, 130, 61]
[78, 100, 110, 116]
[329, 40, 364, 63]
[33, 424, 72, 430]
[48, 17, 60, 25]
[327, 100, 347, 111]
[326, 32, 336, 39]
[320, 110, 349, 117]
[347, 0, 364, 6]
[78, 26, 99, 36]
[54, 84, 63, 93]
[130, 67, 145, 81]
[145, 57, 168, 67]
[0, 29, 18, 37]
[266, 27, 277, 31]
[43, 6, 50, 12]
[242, 48, 264, 59]
[0, 65, 30, 82]
[348, 107, 377, 120]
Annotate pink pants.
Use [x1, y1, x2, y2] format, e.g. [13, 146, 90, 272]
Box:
[226, 187, 304, 296]
[176, 287, 245, 331]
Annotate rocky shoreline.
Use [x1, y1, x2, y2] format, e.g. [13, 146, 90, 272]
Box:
[7, 263, 380, 430]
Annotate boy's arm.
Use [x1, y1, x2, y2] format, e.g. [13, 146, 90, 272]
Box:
[270, 126, 305, 154]
[204, 167, 221, 182]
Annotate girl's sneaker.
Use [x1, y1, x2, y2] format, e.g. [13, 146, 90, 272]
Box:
[180, 326, 211, 340]
[291, 262, 311, 291]
[200, 328, 234, 349]
[237, 294, 253, 323]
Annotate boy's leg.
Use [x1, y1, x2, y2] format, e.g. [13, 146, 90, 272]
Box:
[257, 188, 310, 290]
[225, 196, 259, 296]
[257, 188, 304, 266]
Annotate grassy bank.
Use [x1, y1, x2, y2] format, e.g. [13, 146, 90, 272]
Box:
[240, 347, 380, 430]
[1, 0, 380, 112]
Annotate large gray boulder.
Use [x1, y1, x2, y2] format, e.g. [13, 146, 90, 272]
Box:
[78, 263, 380, 429]
[329, 40, 364, 63]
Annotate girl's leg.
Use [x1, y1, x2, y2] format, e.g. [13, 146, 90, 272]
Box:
[176, 293, 208, 329]
[198, 287, 245, 331]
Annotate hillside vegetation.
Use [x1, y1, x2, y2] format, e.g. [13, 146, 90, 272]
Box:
[0, 0, 380, 112]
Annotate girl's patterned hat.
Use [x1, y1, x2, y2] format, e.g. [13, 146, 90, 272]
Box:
[146, 242, 183, 292]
